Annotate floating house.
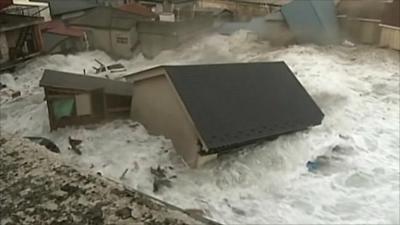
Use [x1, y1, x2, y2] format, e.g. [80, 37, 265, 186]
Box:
[125, 62, 324, 168]
[68, 7, 153, 59]
[40, 70, 132, 130]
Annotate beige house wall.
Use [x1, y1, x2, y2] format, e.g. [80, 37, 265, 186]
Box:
[81, 27, 111, 51]
[131, 75, 202, 167]
[338, 17, 381, 44]
[379, 25, 400, 50]
[75, 93, 92, 116]
[111, 27, 137, 58]
[74, 26, 136, 58]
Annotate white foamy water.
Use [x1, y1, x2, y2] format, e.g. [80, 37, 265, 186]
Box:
[1, 31, 399, 224]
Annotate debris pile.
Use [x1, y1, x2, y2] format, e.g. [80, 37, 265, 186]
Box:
[0, 135, 215, 225]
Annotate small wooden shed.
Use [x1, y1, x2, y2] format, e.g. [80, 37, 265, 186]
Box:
[40, 69, 132, 130]
[125, 62, 324, 168]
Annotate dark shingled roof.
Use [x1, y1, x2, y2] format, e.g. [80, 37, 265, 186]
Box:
[40, 70, 132, 97]
[34, 0, 97, 16]
[163, 62, 324, 152]
[0, 14, 43, 32]
[68, 7, 146, 30]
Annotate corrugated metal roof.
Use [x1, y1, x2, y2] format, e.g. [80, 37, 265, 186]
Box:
[40, 70, 132, 96]
[163, 62, 324, 152]
[281, 0, 340, 44]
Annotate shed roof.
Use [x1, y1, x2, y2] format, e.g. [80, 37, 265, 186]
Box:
[40, 70, 132, 96]
[68, 7, 146, 30]
[133, 62, 323, 152]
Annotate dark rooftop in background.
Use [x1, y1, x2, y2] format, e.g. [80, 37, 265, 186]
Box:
[0, 13, 43, 32]
[40, 70, 132, 96]
[33, 0, 97, 16]
[163, 62, 324, 151]
[68, 7, 147, 30]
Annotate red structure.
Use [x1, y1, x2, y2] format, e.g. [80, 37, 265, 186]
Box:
[41, 20, 85, 38]
[119, 2, 156, 18]
[0, 0, 12, 10]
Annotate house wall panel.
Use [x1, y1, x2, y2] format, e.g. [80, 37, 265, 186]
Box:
[131, 75, 201, 167]
[379, 25, 400, 50]
[0, 32, 9, 63]
[73, 26, 136, 59]
[75, 93, 92, 116]
[338, 17, 381, 44]
[111, 28, 136, 58]
[5, 30, 19, 47]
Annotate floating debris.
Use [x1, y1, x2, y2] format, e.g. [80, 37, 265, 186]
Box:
[24, 136, 60, 153]
[68, 136, 82, 155]
[150, 166, 172, 193]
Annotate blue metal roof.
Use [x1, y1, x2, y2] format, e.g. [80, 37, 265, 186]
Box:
[281, 0, 340, 44]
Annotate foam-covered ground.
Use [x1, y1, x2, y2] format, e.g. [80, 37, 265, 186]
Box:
[1, 31, 399, 224]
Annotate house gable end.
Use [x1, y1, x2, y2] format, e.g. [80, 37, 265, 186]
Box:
[131, 72, 205, 167]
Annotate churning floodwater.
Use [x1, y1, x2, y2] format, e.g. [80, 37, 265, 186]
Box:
[1, 31, 399, 224]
